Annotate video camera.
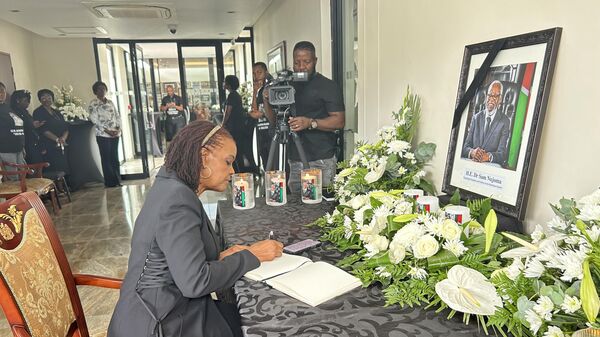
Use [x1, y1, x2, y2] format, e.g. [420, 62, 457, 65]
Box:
[266, 69, 308, 107]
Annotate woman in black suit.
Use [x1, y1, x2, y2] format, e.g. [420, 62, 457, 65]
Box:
[108, 121, 283, 337]
[33, 89, 70, 174]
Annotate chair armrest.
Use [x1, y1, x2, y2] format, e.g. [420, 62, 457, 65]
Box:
[73, 274, 122, 289]
[2, 162, 49, 178]
[11, 325, 32, 337]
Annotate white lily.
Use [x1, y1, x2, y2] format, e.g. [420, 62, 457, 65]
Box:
[435, 265, 503, 316]
[364, 163, 386, 184]
[500, 232, 566, 259]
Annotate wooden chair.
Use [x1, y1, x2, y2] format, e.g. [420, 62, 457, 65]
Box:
[0, 192, 122, 337]
[0, 162, 61, 215]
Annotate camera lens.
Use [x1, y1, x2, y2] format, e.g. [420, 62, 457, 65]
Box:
[275, 90, 289, 101]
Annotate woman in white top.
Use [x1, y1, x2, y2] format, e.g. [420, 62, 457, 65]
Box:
[88, 81, 121, 187]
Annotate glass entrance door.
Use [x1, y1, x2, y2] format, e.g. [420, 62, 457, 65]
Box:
[179, 45, 224, 124]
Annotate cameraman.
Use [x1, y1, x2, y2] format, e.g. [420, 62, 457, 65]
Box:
[264, 41, 345, 193]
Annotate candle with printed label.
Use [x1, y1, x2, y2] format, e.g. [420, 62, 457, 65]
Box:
[265, 171, 287, 206]
[232, 173, 255, 210]
[416, 196, 439, 214]
[444, 205, 471, 224]
[301, 168, 322, 204]
[403, 189, 424, 200]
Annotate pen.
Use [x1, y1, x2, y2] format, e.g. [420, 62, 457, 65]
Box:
[268, 230, 274, 240]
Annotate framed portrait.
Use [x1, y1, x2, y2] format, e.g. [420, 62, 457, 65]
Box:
[267, 41, 286, 74]
[442, 28, 562, 220]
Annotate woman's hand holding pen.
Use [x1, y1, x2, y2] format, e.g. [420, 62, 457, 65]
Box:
[248, 240, 283, 262]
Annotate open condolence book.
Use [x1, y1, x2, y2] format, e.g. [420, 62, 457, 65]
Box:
[244, 253, 362, 307]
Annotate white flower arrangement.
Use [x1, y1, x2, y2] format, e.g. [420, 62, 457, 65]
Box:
[53, 85, 89, 121]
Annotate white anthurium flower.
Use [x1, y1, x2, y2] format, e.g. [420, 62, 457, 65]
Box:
[501, 232, 566, 259]
[561, 294, 582, 314]
[412, 235, 440, 259]
[364, 235, 389, 258]
[543, 326, 564, 337]
[578, 204, 600, 221]
[440, 219, 462, 241]
[364, 163, 386, 184]
[435, 265, 503, 316]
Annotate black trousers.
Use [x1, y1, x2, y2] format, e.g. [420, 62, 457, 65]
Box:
[96, 136, 121, 187]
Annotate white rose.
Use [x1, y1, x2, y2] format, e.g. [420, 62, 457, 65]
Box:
[388, 240, 406, 264]
[364, 163, 386, 183]
[349, 195, 369, 210]
[364, 235, 389, 257]
[440, 219, 462, 241]
[413, 235, 440, 259]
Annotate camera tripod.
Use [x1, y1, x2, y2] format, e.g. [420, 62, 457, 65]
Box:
[265, 105, 309, 172]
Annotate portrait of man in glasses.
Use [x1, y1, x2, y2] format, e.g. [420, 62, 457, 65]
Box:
[461, 80, 511, 165]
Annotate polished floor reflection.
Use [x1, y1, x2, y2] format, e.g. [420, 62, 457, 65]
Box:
[0, 178, 226, 336]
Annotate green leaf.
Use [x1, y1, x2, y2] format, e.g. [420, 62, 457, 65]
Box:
[581, 259, 600, 323]
[484, 209, 498, 254]
[427, 249, 459, 270]
[418, 179, 436, 196]
[449, 188, 461, 205]
[414, 142, 436, 163]
[362, 252, 391, 268]
[392, 213, 418, 223]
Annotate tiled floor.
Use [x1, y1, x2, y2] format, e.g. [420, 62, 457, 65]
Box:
[0, 177, 227, 336]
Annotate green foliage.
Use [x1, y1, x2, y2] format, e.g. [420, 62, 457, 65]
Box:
[414, 142, 436, 163]
[467, 197, 493, 224]
[383, 278, 435, 308]
[449, 188, 461, 206]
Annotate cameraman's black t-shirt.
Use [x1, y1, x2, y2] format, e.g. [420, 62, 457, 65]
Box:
[288, 72, 344, 162]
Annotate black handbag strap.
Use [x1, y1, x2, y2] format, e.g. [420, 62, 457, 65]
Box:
[452, 38, 507, 129]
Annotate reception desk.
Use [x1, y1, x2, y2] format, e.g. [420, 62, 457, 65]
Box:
[217, 195, 485, 337]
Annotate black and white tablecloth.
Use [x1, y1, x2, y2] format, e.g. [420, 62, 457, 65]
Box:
[217, 195, 485, 337]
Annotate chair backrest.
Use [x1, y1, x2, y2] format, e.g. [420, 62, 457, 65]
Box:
[0, 192, 89, 337]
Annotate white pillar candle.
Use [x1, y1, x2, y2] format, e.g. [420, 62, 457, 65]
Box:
[301, 168, 322, 204]
[444, 205, 471, 224]
[266, 171, 287, 206]
[232, 173, 255, 210]
[416, 196, 439, 214]
[403, 189, 424, 200]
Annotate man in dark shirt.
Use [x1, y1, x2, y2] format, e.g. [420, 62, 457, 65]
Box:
[264, 41, 345, 193]
[161, 85, 186, 141]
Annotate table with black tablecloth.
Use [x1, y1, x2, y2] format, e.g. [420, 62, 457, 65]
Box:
[217, 195, 485, 337]
[66, 120, 103, 190]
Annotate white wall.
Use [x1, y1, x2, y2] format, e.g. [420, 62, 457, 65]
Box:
[32, 36, 97, 103]
[253, 0, 330, 76]
[0, 19, 37, 90]
[358, 0, 600, 232]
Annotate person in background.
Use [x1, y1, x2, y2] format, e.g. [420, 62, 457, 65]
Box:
[10, 89, 44, 164]
[193, 103, 211, 122]
[248, 62, 274, 171]
[108, 121, 283, 337]
[33, 89, 70, 175]
[160, 84, 186, 141]
[263, 41, 345, 192]
[0, 83, 25, 180]
[222, 75, 255, 173]
[88, 81, 122, 188]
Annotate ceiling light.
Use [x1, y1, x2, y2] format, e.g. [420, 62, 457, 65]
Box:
[227, 11, 235, 14]
[9, 9, 21, 13]
[219, 32, 225, 36]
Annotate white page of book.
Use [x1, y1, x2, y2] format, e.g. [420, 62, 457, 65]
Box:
[265, 261, 362, 307]
[244, 253, 312, 281]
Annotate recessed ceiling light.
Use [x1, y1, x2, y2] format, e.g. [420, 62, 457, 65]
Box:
[10, 9, 21, 13]
[219, 32, 225, 35]
[227, 11, 235, 14]
[59, 33, 67, 36]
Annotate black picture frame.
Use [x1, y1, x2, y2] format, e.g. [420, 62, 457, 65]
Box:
[442, 28, 562, 220]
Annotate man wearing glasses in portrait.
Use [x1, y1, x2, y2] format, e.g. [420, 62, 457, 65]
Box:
[461, 80, 511, 165]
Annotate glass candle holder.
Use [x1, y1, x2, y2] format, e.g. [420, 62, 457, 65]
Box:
[444, 205, 471, 224]
[301, 168, 322, 204]
[232, 173, 255, 210]
[416, 196, 439, 214]
[403, 189, 424, 200]
[265, 170, 287, 206]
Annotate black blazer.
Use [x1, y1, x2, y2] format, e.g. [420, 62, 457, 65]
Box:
[461, 110, 511, 165]
[108, 167, 259, 337]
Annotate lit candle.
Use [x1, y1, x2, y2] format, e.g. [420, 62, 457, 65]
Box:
[302, 173, 317, 200]
[444, 205, 471, 224]
[269, 177, 286, 204]
[416, 196, 439, 214]
[233, 179, 249, 208]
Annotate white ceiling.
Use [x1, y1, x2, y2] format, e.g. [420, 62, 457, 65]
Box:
[0, 0, 272, 39]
